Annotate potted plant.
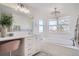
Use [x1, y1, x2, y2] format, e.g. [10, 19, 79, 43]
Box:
[0, 13, 13, 37]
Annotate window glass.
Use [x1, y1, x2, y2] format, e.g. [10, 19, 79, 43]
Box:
[62, 25, 69, 31]
[39, 20, 44, 33]
[39, 20, 44, 25]
[59, 19, 69, 25]
[48, 16, 70, 32]
[48, 20, 57, 31]
[39, 26, 43, 32]
[49, 20, 57, 25]
[49, 26, 57, 31]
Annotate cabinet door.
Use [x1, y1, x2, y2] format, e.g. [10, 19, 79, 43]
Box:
[24, 37, 40, 56]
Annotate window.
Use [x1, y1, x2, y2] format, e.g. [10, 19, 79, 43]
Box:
[37, 16, 70, 33]
[48, 20, 57, 32]
[48, 16, 70, 32]
[59, 18, 69, 31]
[39, 20, 44, 33]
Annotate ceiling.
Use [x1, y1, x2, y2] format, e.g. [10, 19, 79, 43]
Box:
[1, 3, 79, 19]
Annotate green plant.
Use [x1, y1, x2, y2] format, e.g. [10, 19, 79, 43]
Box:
[0, 13, 13, 27]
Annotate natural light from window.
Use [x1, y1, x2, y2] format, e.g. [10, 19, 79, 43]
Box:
[38, 16, 70, 33]
[39, 20, 44, 33]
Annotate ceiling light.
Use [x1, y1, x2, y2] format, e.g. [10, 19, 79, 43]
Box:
[51, 8, 61, 18]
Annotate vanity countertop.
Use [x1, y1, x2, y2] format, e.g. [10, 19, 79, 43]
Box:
[0, 31, 32, 41]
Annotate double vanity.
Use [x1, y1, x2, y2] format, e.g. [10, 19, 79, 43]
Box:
[0, 31, 40, 56]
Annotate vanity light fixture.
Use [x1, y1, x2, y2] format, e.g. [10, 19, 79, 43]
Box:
[15, 3, 30, 14]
